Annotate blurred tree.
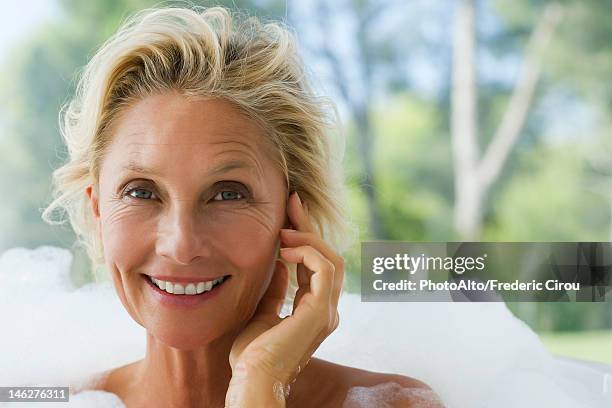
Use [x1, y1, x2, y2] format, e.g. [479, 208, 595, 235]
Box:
[451, 0, 563, 240]
[292, 0, 419, 239]
[491, 0, 612, 330]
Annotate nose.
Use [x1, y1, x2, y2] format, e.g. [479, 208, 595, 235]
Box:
[155, 199, 211, 265]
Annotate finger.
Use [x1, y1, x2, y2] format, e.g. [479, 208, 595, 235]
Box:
[298, 200, 345, 306]
[280, 230, 344, 274]
[282, 194, 345, 305]
[292, 261, 314, 315]
[292, 262, 312, 315]
[292, 282, 308, 315]
[280, 229, 344, 308]
[280, 245, 334, 305]
[254, 259, 289, 317]
[334, 310, 340, 330]
[295, 193, 314, 299]
[287, 191, 313, 233]
[283, 191, 316, 313]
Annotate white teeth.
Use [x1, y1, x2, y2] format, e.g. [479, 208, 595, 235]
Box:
[149, 275, 225, 296]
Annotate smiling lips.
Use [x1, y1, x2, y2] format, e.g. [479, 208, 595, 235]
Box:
[148, 275, 228, 295]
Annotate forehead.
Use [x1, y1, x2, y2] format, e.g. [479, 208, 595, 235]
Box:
[107, 93, 274, 163]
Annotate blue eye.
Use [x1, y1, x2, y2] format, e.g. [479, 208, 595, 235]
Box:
[125, 187, 156, 200]
[213, 190, 245, 201]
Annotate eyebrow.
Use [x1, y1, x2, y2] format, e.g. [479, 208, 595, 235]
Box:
[122, 158, 260, 177]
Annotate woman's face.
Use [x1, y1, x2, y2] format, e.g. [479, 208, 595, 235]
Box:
[87, 92, 288, 349]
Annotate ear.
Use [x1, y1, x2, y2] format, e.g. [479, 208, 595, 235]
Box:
[86, 185, 100, 219]
[283, 190, 294, 229]
[86, 185, 103, 242]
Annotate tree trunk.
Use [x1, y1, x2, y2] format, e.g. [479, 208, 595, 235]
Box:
[354, 104, 385, 239]
[451, 1, 563, 240]
[451, 0, 480, 240]
[310, 0, 387, 239]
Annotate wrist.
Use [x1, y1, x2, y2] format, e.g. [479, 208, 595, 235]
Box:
[225, 361, 288, 408]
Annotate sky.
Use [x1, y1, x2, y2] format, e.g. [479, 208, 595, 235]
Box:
[0, 0, 59, 64]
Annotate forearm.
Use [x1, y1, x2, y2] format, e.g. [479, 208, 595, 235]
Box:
[225, 363, 287, 408]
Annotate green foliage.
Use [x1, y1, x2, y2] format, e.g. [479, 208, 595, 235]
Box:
[483, 143, 609, 241]
[341, 94, 455, 291]
[539, 329, 612, 364]
[372, 94, 455, 241]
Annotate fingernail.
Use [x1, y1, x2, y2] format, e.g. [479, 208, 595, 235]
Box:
[295, 191, 302, 207]
[281, 228, 297, 233]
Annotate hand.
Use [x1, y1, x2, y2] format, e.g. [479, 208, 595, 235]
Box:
[225, 191, 345, 406]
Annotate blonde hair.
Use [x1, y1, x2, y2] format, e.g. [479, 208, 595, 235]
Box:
[41, 4, 357, 306]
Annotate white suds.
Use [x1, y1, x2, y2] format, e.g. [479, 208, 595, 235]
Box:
[343, 382, 444, 408]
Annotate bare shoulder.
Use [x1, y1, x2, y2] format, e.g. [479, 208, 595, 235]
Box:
[289, 357, 445, 408]
[70, 360, 139, 401]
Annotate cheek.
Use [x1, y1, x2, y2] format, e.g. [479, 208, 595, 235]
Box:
[213, 215, 280, 270]
[205, 210, 283, 322]
[206, 214, 281, 320]
[98, 205, 152, 323]
[100, 207, 151, 270]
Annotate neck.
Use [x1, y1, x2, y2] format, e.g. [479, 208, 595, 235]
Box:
[133, 331, 236, 408]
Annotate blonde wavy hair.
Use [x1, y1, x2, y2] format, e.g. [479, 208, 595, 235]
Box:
[41, 4, 357, 307]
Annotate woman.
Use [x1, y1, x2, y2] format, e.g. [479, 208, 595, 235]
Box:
[42, 5, 443, 407]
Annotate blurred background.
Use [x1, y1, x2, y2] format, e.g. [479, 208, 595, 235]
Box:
[0, 0, 610, 364]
